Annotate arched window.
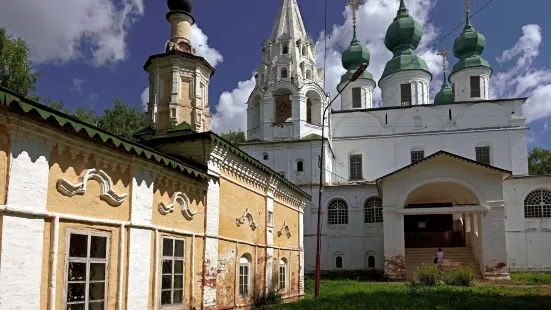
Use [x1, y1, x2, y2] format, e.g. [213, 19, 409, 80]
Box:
[282, 44, 289, 54]
[328, 199, 348, 225]
[302, 46, 307, 56]
[279, 258, 287, 290]
[368, 255, 376, 269]
[239, 255, 251, 297]
[297, 160, 304, 172]
[281, 68, 288, 79]
[306, 70, 312, 80]
[335, 254, 343, 269]
[524, 189, 551, 218]
[306, 98, 312, 124]
[364, 197, 383, 223]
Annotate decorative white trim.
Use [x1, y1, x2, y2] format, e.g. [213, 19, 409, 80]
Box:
[158, 191, 198, 220]
[56, 168, 127, 206]
[236, 208, 257, 231]
[277, 221, 292, 238]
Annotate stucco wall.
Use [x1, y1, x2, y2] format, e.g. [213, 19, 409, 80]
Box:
[0, 124, 8, 205]
[47, 147, 131, 221]
[273, 201, 299, 248]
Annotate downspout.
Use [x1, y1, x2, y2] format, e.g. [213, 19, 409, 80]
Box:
[117, 223, 125, 310]
[153, 229, 159, 310]
[49, 215, 59, 310]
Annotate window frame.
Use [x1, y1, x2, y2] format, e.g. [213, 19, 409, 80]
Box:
[364, 197, 383, 224]
[297, 160, 304, 172]
[64, 229, 111, 310]
[335, 256, 343, 269]
[279, 259, 287, 291]
[239, 256, 251, 298]
[411, 150, 425, 164]
[400, 83, 412, 106]
[349, 154, 363, 180]
[262, 153, 269, 161]
[475, 146, 491, 165]
[352, 87, 362, 108]
[281, 68, 288, 79]
[367, 255, 376, 269]
[524, 189, 551, 218]
[470, 76, 481, 98]
[160, 237, 186, 307]
[328, 199, 349, 225]
[268, 211, 274, 227]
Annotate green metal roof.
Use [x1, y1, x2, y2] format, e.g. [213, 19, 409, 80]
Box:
[381, 0, 430, 80]
[0, 87, 209, 180]
[434, 72, 453, 104]
[450, 14, 491, 76]
[341, 27, 372, 81]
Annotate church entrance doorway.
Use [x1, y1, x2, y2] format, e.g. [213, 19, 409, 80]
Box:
[404, 208, 466, 248]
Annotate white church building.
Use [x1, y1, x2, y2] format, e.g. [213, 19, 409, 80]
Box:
[240, 0, 551, 280]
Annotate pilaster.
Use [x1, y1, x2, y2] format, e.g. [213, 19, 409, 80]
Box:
[265, 178, 277, 294]
[480, 201, 510, 280]
[382, 208, 406, 280]
[292, 93, 306, 138]
[203, 160, 221, 307]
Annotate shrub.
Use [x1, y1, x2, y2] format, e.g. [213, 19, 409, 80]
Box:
[411, 265, 443, 286]
[444, 267, 475, 286]
[265, 290, 283, 305]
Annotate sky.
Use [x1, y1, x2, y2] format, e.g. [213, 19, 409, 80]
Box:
[1, 0, 550, 149]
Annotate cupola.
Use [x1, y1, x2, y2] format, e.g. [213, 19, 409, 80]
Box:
[450, 7, 491, 75]
[434, 48, 453, 104]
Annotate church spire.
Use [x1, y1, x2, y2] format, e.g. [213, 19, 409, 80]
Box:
[270, 0, 308, 42]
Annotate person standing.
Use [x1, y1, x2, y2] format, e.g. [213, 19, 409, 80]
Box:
[436, 248, 445, 271]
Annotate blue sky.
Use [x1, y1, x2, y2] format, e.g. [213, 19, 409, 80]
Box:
[1, 0, 550, 148]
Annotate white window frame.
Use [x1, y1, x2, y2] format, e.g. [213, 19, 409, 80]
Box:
[160, 237, 186, 307]
[64, 229, 110, 310]
[328, 199, 348, 225]
[475, 146, 491, 165]
[268, 211, 274, 228]
[239, 256, 251, 297]
[364, 197, 383, 223]
[349, 154, 363, 180]
[279, 259, 287, 291]
[352, 87, 362, 108]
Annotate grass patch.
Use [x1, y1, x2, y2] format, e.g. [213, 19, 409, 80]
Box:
[509, 272, 551, 285]
[273, 279, 551, 310]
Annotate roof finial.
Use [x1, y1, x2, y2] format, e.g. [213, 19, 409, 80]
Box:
[437, 47, 451, 76]
[346, 0, 364, 28]
[396, 0, 409, 18]
[464, 0, 473, 30]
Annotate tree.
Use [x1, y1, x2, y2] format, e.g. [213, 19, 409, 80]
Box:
[219, 129, 246, 148]
[97, 98, 144, 140]
[0, 28, 39, 96]
[528, 147, 551, 175]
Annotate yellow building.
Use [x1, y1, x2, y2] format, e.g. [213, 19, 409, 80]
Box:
[0, 2, 309, 309]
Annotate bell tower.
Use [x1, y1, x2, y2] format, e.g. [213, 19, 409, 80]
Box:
[138, 0, 215, 139]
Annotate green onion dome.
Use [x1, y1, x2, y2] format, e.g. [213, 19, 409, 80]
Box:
[450, 12, 491, 76]
[381, 0, 430, 80]
[340, 27, 373, 84]
[434, 72, 453, 104]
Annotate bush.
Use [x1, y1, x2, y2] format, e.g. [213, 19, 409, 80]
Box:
[265, 290, 283, 305]
[411, 265, 443, 286]
[444, 267, 475, 286]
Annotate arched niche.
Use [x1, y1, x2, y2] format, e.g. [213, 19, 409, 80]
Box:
[273, 87, 293, 124]
[394, 106, 445, 133]
[305, 89, 322, 126]
[456, 102, 511, 129]
[250, 94, 262, 130]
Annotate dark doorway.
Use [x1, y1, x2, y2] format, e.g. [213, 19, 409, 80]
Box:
[404, 214, 465, 248]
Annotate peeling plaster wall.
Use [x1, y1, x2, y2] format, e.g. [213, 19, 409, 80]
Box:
[0, 124, 8, 204]
[127, 228, 152, 309]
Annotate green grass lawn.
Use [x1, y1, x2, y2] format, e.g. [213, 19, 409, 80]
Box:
[273, 279, 551, 310]
[509, 272, 551, 285]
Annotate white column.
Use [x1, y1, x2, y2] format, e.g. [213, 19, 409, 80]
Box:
[0, 132, 50, 310]
[481, 202, 509, 280]
[292, 93, 305, 139]
[203, 171, 220, 306]
[127, 166, 155, 309]
[261, 94, 274, 140]
[383, 208, 406, 280]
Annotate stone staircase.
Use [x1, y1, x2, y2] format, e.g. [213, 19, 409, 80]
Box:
[405, 247, 482, 279]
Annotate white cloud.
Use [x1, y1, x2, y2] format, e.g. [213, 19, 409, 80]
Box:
[491, 24, 551, 123]
[0, 0, 144, 66]
[141, 87, 149, 111]
[71, 78, 87, 94]
[191, 24, 224, 68]
[212, 75, 256, 133]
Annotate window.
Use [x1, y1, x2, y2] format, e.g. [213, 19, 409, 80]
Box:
[475, 146, 490, 165]
[524, 189, 551, 218]
[65, 230, 109, 310]
[282, 45, 289, 54]
[349, 154, 363, 180]
[170, 108, 176, 118]
[297, 160, 304, 172]
[306, 70, 312, 80]
[364, 197, 383, 223]
[411, 150, 425, 164]
[263, 153, 269, 161]
[239, 256, 250, 297]
[413, 116, 422, 128]
[279, 259, 287, 290]
[401, 84, 412, 106]
[328, 199, 348, 225]
[352, 88, 362, 108]
[335, 256, 343, 269]
[281, 68, 288, 79]
[368, 256, 376, 269]
[302, 46, 306, 56]
[306, 99, 312, 124]
[161, 237, 185, 306]
[268, 211, 274, 227]
[470, 76, 481, 98]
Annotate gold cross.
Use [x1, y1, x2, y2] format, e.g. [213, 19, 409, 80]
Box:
[346, 0, 364, 27]
[466, 0, 470, 14]
[437, 48, 451, 74]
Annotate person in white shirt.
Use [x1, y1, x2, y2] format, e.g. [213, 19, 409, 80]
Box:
[436, 248, 445, 271]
